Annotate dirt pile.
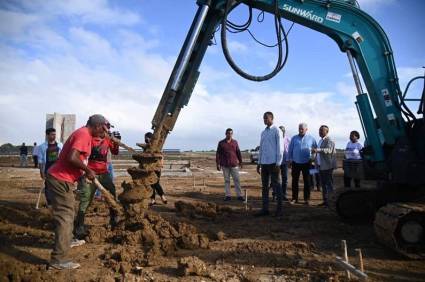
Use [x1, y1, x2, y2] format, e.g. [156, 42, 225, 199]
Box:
[97, 210, 210, 276]
[177, 256, 209, 276]
[175, 200, 233, 219]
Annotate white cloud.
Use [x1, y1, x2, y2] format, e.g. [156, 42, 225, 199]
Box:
[397, 67, 424, 85]
[0, 0, 410, 150]
[0, 42, 363, 149]
[17, 0, 141, 26]
[336, 81, 357, 99]
[0, 10, 39, 36]
[69, 27, 115, 59]
[227, 40, 248, 52]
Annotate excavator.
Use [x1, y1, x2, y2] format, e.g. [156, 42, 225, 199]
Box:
[119, 0, 425, 259]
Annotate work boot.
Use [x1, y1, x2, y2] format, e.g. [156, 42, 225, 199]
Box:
[109, 208, 119, 228]
[74, 211, 88, 239]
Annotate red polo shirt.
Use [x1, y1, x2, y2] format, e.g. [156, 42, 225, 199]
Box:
[88, 137, 119, 174]
[48, 127, 92, 183]
[216, 138, 242, 168]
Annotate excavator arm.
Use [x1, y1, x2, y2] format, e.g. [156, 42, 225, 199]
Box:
[150, 0, 406, 163]
[123, 0, 425, 258]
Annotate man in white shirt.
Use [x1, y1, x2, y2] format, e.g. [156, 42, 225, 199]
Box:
[278, 126, 291, 202]
[256, 112, 284, 217]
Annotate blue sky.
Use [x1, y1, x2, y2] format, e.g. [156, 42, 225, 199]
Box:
[0, 0, 424, 150]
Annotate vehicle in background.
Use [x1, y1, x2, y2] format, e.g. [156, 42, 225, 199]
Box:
[249, 146, 260, 163]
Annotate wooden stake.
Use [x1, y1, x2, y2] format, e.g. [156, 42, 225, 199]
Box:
[335, 256, 367, 281]
[341, 240, 351, 280]
[355, 248, 364, 272]
[35, 186, 44, 209]
[245, 189, 248, 211]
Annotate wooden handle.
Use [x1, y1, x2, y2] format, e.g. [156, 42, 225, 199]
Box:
[109, 135, 137, 153]
[92, 178, 121, 213]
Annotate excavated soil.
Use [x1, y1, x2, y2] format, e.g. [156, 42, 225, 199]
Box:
[1, 153, 425, 281]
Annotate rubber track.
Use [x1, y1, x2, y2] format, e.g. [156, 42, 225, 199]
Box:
[374, 202, 425, 259]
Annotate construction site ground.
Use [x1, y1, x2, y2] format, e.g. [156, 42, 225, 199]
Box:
[0, 153, 424, 282]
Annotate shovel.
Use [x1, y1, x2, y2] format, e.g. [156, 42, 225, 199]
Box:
[92, 178, 122, 214]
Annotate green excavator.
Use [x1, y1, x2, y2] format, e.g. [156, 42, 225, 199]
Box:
[121, 0, 425, 258]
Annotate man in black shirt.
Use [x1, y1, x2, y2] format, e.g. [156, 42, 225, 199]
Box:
[19, 142, 28, 167]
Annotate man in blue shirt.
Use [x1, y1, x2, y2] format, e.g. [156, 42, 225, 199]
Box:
[287, 123, 317, 205]
[38, 128, 63, 207]
[256, 112, 283, 217]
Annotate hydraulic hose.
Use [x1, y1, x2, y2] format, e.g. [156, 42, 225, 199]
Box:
[221, 0, 289, 81]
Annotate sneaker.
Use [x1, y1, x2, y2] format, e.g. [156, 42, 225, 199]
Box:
[160, 195, 168, 204]
[70, 238, 85, 248]
[237, 196, 244, 202]
[49, 261, 81, 270]
[150, 199, 156, 206]
[224, 196, 231, 201]
[290, 199, 298, 205]
[254, 210, 269, 217]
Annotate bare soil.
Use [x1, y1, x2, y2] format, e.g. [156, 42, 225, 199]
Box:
[0, 153, 424, 281]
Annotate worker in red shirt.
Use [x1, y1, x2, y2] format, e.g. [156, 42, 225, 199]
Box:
[46, 114, 107, 270]
[74, 122, 120, 239]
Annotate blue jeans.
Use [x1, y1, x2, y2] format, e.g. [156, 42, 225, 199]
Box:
[107, 162, 114, 179]
[319, 169, 334, 205]
[261, 164, 282, 213]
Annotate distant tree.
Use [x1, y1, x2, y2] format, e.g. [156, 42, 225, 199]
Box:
[0, 143, 19, 154]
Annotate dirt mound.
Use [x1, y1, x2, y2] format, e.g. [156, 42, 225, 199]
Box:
[175, 200, 233, 219]
[177, 256, 209, 276]
[97, 211, 210, 276]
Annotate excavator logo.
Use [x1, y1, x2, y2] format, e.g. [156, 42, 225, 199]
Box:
[282, 4, 324, 23]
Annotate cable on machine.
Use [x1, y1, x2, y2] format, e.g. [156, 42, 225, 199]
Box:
[220, 0, 291, 81]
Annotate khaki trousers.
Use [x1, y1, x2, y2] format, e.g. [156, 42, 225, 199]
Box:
[46, 174, 75, 264]
[222, 166, 242, 197]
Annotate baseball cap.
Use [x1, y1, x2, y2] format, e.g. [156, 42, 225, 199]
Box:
[87, 114, 106, 125]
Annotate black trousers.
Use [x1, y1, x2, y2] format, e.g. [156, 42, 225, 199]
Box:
[291, 162, 311, 201]
[151, 171, 165, 199]
[33, 155, 38, 168]
[261, 164, 282, 213]
[344, 176, 360, 188]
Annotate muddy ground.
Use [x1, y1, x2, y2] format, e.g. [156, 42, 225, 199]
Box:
[0, 153, 424, 281]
